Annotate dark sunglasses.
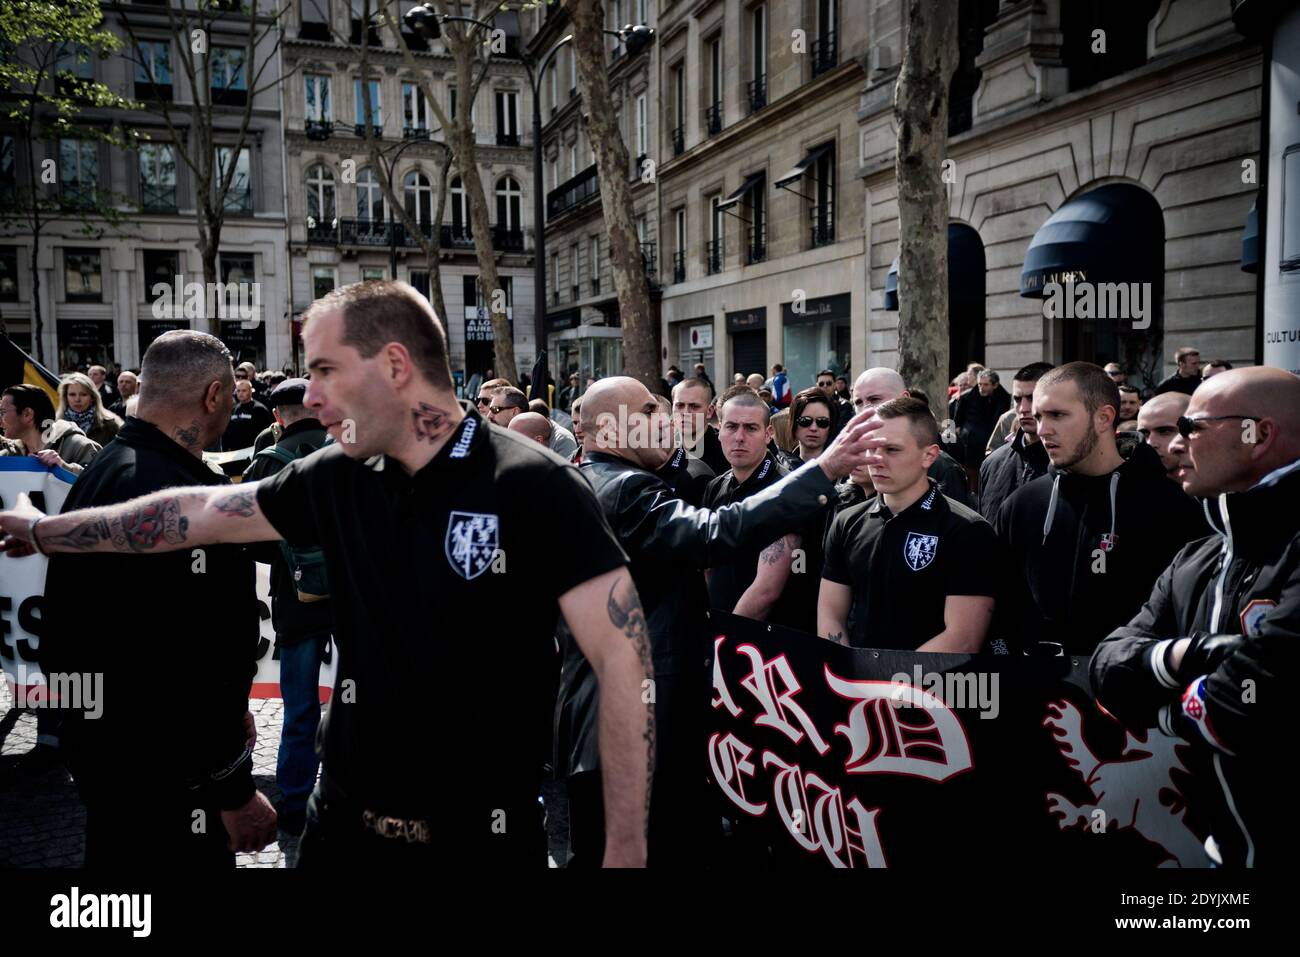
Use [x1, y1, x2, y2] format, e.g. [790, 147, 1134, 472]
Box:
[475, 396, 492, 407]
[797, 416, 832, 429]
[1176, 414, 1258, 439]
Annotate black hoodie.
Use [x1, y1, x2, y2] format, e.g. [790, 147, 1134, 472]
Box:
[993, 441, 1207, 655]
[978, 428, 1049, 521]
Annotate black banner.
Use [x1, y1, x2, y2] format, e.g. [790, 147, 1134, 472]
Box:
[707, 612, 1213, 868]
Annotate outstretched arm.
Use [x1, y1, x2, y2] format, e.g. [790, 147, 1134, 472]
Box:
[558, 566, 652, 868]
[0, 484, 281, 557]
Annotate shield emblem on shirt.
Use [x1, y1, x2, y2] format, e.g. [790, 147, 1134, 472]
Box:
[445, 511, 500, 580]
[903, 532, 939, 571]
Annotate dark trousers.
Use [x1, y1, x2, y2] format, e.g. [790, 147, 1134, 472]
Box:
[80, 784, 234, 869]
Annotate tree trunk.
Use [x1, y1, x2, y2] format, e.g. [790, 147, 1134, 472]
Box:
[894, 0, 957, 413]
[29, 243, 44, 365]
[569, 0, 659, 391]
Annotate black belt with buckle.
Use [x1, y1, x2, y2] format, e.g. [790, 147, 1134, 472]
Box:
[319, 772, 433, 845]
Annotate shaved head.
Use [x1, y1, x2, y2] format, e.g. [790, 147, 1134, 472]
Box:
[582, 375, 674, 470]
[508, 411, 552, 445]
[852, 367, 907, 414]
[1138, 392, 1190, 478]
[1172, 366, 1300, 496]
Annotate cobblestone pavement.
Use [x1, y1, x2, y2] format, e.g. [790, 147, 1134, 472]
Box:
[1, 684, 572, 868]
[0, 688, 295, 868]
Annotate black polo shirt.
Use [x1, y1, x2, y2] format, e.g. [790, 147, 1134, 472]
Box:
[821, 479, 998, 649]
[254, 407, 627, 851]
[702, 452, 820, 632]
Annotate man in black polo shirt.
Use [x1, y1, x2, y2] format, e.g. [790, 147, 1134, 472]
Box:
[820, 397, 998, 651]
[1, 281, 653, 868]
[701, 385, 811, 632]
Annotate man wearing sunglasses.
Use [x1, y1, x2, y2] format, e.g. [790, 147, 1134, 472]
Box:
[1092, 366, 1300, 868]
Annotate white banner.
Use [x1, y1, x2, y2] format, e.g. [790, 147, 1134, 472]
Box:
[251, 561, 337, 701]
[0, 459, 74, 696]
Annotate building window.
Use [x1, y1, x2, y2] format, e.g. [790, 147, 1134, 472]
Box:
[134, 40, 171, 99]
[673, 207, 686, 283]
[220, 253, 255, 288]
[590, 235, 600, 295]
[139, 143, 177, 211]
[569, 45, 577, 97]
[549, 63, 558, 117]
[408, 269, 430, 300]
[216, 146, 252, 213]
[143, 250, 180, 296]
[707, 195, 723, 274]
[312, 266, 336, 300]
[551, 251, 560, 304]
[355, 78, 382, 132]
[301, 0, 331, 41]
[706, 36, 723, 135]
[306, 163, 336, 226]
[64, 249, 103, 301]
[449, 84, 458, 120]
[812, 143, 835, 247]
[402, 82, 428, 136]
[1062, 0, 1159, 92]
[362, 267, 386, 281]
[403, 169, 433, 224]
[635, 92, 647, 166]
[56, 42, 95, 81]
[495, 90, 519, 145]
[745, 173, 768, 264]
[495, 175, 521, 230]
[211, 46, 247, 104]
[0, 247, 19, 301]
[356, 167, 384, 222]
[305, 73, 332, 121]
[570, 242, 580, 300]
[449, 176, 469, 235]
[812, 0, 838, 77]
[0, 135, 14, 205]
[670, 63, 685, 155]
[748, 5, 767, 114]
[59, 139, 97, 208]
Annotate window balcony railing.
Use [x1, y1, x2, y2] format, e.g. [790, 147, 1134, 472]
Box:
[810, 204, 835, 248]
[812, 31, 838, 77]
[672, 250, 685, 284]
[496, 131, 521, 146]
[403, 126, 430, 140]
[211, 86, 248, 107]
[547, 163, 599, 218]
[222, 191, 253, 215]
[313, 219, 518, 252]
[140, 185, 176, 212]
[306, 217, 339, 244]
[746, 75, 767, 114]
[640, 241, 659, 290]
[493, 226, 524, 251]
[354, 122, 381, 137]
[672, 124, 684, 156]
[339, 218, 395, 246]
[441, 224, 475, 248]
[60, 185, 98, 210]
[705, 102, 722, 136]
[305, 119, 333, 140]
[706, 238, 723, 275]
[746, 224, 767, 265]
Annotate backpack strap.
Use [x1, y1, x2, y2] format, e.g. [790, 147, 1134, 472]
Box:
[254, 444, 298, 469]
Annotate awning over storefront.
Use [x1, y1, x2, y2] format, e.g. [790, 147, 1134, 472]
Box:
[1019, 183, 1162, 297]
[717, 173, 765, 211]
[884, 224, 986, 312]
[774, 144, 833, 189]
[1241, 197, 1258, 273]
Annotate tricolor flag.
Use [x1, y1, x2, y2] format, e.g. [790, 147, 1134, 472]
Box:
[1, 333, 60, 406]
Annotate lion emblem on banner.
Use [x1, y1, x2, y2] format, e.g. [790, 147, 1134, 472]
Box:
[1042, 700, 1204, 867]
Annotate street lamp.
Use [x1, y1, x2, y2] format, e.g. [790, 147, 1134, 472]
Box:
[403, 4, 654, 378]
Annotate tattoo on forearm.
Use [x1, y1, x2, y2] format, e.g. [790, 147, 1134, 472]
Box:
[173, 424, 201, 449]
[607, 577, 656, 828]
[411, 402, 453, 443]
[40, 517, 113, 551]
[116, 497, 189, 551]
[214, 489, 256, 518]
[758, 538, 787, 565]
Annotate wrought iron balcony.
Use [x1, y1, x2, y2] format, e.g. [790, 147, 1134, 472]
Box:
[641, 241, 659, 290]
[672, 124, 684, 156]
[547, 163, 599, 218]
[812, 31, 838, 77]
[746, 75, 767, 114]
[810, 204, 835, 248]
[134, 80, 173, 103]
[706, 238, 723, 275]
[493, 226, 524, 251]
[305, 119, 333, 140]
[299, 21, 331, 42]
[672, 250, 685, 284]
[705, 102, 722, 136]
[496, 131, 521, 146]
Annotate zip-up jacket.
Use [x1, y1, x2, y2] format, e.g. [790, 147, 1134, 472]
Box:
[1090, 458, 1300, 868]
[978, 428, 1049, 521]
[993, 441, 1206, 654]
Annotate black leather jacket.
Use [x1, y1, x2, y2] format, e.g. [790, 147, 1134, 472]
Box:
[553, 451, 838, 776]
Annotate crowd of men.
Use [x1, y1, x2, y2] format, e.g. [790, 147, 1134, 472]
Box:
[0, 283, 1291, 871]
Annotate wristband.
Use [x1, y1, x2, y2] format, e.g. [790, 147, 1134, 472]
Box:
[29, 516, 49, 556]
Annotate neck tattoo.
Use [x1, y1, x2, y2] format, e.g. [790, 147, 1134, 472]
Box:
[173, 424, 201, 448]
[411, 402, 453, 443]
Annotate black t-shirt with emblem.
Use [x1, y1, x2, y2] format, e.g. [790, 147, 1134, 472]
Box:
[821, 479, 999, 649]
[255, 407, 627, 853]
